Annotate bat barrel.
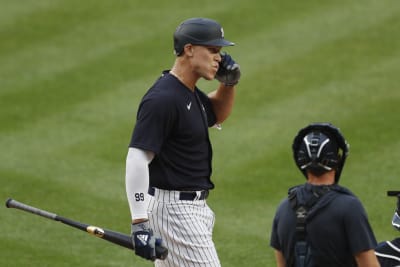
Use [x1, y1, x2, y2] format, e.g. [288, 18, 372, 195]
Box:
[6, 198, 57, 220]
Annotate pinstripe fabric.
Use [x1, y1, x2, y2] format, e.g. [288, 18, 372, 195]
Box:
[148, 188, 221, 267]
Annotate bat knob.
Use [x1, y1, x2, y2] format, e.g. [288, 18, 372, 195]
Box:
[5, 198, 13, 208]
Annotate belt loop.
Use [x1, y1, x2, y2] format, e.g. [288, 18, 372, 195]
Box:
[194, 191, 201, 201]
[148, 187, 155, 196]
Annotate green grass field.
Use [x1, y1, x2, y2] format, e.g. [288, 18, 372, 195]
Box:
[1, 0, 400, 266]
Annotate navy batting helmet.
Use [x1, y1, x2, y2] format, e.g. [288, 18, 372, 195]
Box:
[173, 18, 234, 56]
[292, 122, 349, 182]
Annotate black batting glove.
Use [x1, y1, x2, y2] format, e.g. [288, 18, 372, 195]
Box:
[215, 53, 241, 86]
[131, 221, 158, 261]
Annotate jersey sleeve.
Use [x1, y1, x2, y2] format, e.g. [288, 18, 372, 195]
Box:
[270, 212, 282, 250]
[270, 199, 290, 251]
[343, 197, 378, 254]
[129, 95, 175, 154]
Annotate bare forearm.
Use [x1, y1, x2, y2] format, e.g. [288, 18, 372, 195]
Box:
[354, 249, 380, 267]
[208, 84, 235, 124]
[274, 250, 286, 267]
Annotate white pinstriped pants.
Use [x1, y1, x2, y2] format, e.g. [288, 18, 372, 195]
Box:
[148, 188, 221, 267]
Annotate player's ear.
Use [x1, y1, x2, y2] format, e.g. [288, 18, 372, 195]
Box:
[183, 44, 194, 56]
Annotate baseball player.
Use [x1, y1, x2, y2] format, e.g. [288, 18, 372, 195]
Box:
[125, 17, 240, 266]
[375, 192, 400, 266]
[270, 123, 380, 267]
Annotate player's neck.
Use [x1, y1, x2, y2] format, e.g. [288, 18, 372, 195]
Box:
[307, 170, 335, 185]
[170, 60, 198, 91]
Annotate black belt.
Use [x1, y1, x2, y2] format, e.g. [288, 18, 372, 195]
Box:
[148, 187, 209, 201]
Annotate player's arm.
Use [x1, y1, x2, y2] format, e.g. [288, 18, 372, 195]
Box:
[125, 147, 164, 261]
[273, 249, 286, 267]
[209, 53, 240, 124]
[125, 147, 154, 223]
[208, 84, 235, 124]
[354, 249, 380, 267]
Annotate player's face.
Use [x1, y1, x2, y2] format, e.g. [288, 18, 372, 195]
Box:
[190, 45, 222, 80]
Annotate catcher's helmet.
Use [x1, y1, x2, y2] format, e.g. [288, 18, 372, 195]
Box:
[173, 18, 234, 56]
[392, 212, 400, 231]
[392, 193, 400, 231]
[292, 123, 349, 182]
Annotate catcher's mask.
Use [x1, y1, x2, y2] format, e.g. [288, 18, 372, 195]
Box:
[292, 122, 349, 183]
[392, 211, 400, 231]
[392, 194, 400, 231]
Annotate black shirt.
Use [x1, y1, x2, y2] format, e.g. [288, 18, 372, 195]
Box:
[270, 183, 377, 267]
[129, 71, 217, 190]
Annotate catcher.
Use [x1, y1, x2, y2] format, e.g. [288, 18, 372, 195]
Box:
[375, 191, 400, 266]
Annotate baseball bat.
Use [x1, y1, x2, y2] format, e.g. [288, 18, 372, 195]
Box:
[5, 198, 168, 260]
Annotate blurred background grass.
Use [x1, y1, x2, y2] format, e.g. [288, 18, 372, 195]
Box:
[1, 0, 399, 266]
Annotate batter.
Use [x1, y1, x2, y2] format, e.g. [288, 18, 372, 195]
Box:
[125, 17, 241, 266]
